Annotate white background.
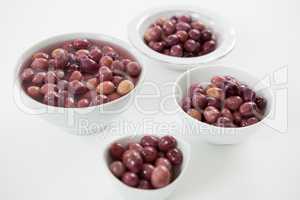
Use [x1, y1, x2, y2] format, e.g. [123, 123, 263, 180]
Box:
[0, 0, 297, 200]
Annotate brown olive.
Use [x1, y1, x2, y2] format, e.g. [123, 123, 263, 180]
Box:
[117, 80, 134, 95]
[96, 81, 115, 95]
[27, 86, 42, 99]
[187, 108, 202, 120]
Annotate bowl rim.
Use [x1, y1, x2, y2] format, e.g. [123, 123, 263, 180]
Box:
[102, 134, 191, 192]
[128, 5, 236, 66]
[172, 65, 274, 130]
[14, 32, 145, 111]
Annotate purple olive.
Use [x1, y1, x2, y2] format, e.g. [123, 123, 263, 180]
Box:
[162, 20, 176, 35]
[43, 91, 59, 106]
[122, 150, 143, 173]
[201, 40, 216, 54]
[89, 47, 102, 62]
[204, 106, 220, 124]
[122, 172, 139, 187]
[79, 56, 99, 73]
[151, 166, 171, 189]
[109, 143, 126, 160]
[126, 62, 141, 77]
[255, 96, 267, 111]
[233, 111, 242, 126]
[246, 117, 259, 125]
[31, 58, 48, 70]
[158, 135, 177, 152]
[32, 72, 46, 85]
[225, 96, 243, 111]
[141, 136, 159, 148]
[165, 34, 179, 46]
[240, 85, 256, 102]
[170, 45, 183, 57]
[215, 117, 235, 127]
[140, 164, 154, 181]
[191, 21, 205, 31]
[184, 39, 199, 52]
[211, 76, 226, 88]
[110, 161, 126, 178]
[201, 30, 213, 41]
[176, 22, 191, 32]
[138, 180, 152, 189]
[98, 66, 113, 82]
[128, 143, 144, 153]
[166, 148, 183, 165]
[221, 108, 233, 121]
[177, 15, 192, 23]
[239, 102, 258, 117]
[188, 29, 201, 40]
[73, 39, 90, 49]
[192, 93, 208, 110]
[148, 41, 165, 52]
[21, 68, 34, 82]
[155, 157, 172, 171]
[68, 80, 88, 95]
[181, 96, 192, 112]
[27, 86, 42, 99]
[207, 96, 222, 109]
[141, 146, 158, 163]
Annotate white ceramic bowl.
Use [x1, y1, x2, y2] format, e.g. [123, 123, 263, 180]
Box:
[101, 134, 191, 200]
[128, 6, 236, 71]
[173, 66, 273, 144]
[14, 33, 145, 136]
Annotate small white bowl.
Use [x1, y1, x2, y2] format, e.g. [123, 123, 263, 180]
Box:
[101, 134, 191, 200]
[128, 6, 236, 71]
[14, 33, 145, 136]
[173, 66, 273, 144]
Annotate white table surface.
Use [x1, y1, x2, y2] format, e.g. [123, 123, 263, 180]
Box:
[0, 0, 297, 200]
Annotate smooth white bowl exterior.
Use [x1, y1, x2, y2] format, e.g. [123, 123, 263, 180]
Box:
[101, 134, 191, 200]
[128, 6, 236, 71]
[173, 66, 273, 144]
[14, 33, 145, 136]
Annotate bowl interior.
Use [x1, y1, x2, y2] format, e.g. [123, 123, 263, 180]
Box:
[138, 9, 224, 49]
[174, 66, 273, 119]
[128, 6, 236, 66]
[15, 33, 145, 110]
[103, 134, 191, 191]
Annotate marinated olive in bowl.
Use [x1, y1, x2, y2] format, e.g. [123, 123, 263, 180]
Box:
[20, 38, 142, 108]
[108, 135, 183, 190]
[181, 75, 267, 128]
[144, 14, 217, 57]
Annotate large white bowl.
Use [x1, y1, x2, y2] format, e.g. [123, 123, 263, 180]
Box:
[173, 66, 273, 144]
[101, 134, 191, 200]
[128, 6, 236, 71]
[14, 33, 145, 136]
